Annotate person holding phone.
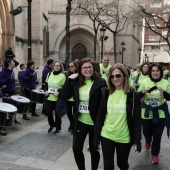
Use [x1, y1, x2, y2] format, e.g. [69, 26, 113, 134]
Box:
[94, 63, 141, 170]
[138, 63, 170, 164]
[62, 58, 107, 170]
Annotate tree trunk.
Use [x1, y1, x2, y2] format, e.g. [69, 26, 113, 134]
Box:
[113, 32, 116, 64]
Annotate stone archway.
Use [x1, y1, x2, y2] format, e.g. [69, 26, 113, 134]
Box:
[72, 43, 87, 61]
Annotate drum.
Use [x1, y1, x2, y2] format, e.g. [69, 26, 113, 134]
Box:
[10, 95, 30, 114]
[31, 89, 45, 104]
[0, 102, 17, 126]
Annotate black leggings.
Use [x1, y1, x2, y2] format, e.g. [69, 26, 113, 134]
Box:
[73, 121, 100, 170]
[101, 137, 131, 170]
[46, 100, 61, 129]
[142, 119, 165, 156]
[66, 101, 75, 126]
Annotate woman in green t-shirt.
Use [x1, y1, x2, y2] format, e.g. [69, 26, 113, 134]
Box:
[138, 63, 170, 164]
[94, 63, 141, 170]
[62, 58, 107, 170]
[45, 60, 66, 134]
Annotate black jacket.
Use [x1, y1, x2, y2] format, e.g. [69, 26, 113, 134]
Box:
[62, 73, 107, 133]
[94, 87, 142, 150]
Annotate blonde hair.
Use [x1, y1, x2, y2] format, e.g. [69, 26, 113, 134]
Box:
[108, 63, 130, 94]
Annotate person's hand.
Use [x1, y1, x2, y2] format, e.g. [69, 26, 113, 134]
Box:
[45, 91, 49, 96]
[134, 142, 141, 153]
[142, 87, 150, 94]
[54, 91, 59, 97]
[69, 73, 78, 79]
[157, 87, 164, 94]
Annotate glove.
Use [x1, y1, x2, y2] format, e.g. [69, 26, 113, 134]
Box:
[134, 142, 142, 153]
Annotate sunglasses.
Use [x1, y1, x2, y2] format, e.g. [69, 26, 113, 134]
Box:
[69, 65, 74, 68]
[110, 74, 122, 79]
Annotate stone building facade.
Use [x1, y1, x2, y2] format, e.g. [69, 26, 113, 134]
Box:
[0, 0, 142, 68]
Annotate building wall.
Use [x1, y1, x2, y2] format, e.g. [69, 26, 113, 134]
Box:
[0, 0, 142, 68]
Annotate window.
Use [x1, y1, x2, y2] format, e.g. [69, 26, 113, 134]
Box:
[150, 2, 161, 8]
[150, 24, 160, 30]
[162, 31, 168, 38]
[151, 46, 160, 51]
[148, 35, 160, 41]
[164, 0, 170, 5]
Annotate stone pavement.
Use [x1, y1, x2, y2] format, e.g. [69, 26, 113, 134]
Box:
[0, 104, 170, 170]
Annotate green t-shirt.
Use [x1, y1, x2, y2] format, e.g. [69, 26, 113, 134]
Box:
[131, 73, 148, 90]
[45, 72, 66, 101]
[99, 63, 111, 82]
[101, 90, 130, 143]
[138, 78, 170, 119]
[78, 79, 94, 125]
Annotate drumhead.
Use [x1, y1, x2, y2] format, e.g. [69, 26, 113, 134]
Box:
[32, 89, 45, 94]
[0, 102, 17, 113]
[11, 95, 30, 103]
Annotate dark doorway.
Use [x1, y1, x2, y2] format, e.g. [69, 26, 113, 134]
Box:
[72, 43, 87, 61]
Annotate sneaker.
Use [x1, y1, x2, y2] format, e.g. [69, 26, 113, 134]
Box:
[145, 143, 151, 150]
[54, 129, 60, 134]
[152, 155, 159, 164]
[68, 125, 73, 132]
[0, 129, 7, 136]
[48, 127, 53, 133]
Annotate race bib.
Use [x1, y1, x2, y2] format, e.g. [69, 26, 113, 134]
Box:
[79, 101, 89, 113]
[147, 99, 160, 107]
[48, 87, 57, 94]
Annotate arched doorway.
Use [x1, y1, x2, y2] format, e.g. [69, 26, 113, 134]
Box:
[72, 43, 87, 61]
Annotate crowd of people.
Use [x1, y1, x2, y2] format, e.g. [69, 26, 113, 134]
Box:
[0, 53, 170, 170]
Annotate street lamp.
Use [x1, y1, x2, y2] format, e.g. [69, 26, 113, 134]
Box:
[121, 41, 126, 64]
[9, 0, 32, 62]
[145, 54, 149, 62]
[99, 26, 108, 61]
[138, 47, 142, 63]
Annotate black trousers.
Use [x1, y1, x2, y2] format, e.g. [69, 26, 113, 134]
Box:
[46, 100, 61, 129]
[101, 137, 131, 170]
[142, 119, 165, 156]
[73, 121, 100, 170]
[24, 88, 36, 113]
[66, 101, 75, 126]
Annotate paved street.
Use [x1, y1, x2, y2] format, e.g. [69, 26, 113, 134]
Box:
[0, 103, 170, 170]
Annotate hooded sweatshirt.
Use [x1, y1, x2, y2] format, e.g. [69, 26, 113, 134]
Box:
[0, 67, 15, 93]
[19, 67, 36, 90]
[42, 65, 52, 84]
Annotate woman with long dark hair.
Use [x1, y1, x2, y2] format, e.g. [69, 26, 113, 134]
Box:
[138, 63, 170, 164]
[65, 61, 78, 131]
[62, 58, 107, 170]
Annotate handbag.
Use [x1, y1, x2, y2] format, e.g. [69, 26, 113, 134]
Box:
[55, 97, 67, 118]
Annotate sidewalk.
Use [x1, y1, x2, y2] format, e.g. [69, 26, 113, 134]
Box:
[0, 103, 170, 170]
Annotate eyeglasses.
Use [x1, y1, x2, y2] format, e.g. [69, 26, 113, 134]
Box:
[82, 66, 93, 70]
[69, 65, 74, 68]
[54, 65, 60, 67]
[110, 74, 122, 79]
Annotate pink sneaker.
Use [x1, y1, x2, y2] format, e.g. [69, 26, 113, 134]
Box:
[145, 143, 151, 150]
[152, 155, 159, 164]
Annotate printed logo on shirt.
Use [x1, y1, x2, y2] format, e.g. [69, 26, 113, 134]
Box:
[107, 99, 126, 114]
